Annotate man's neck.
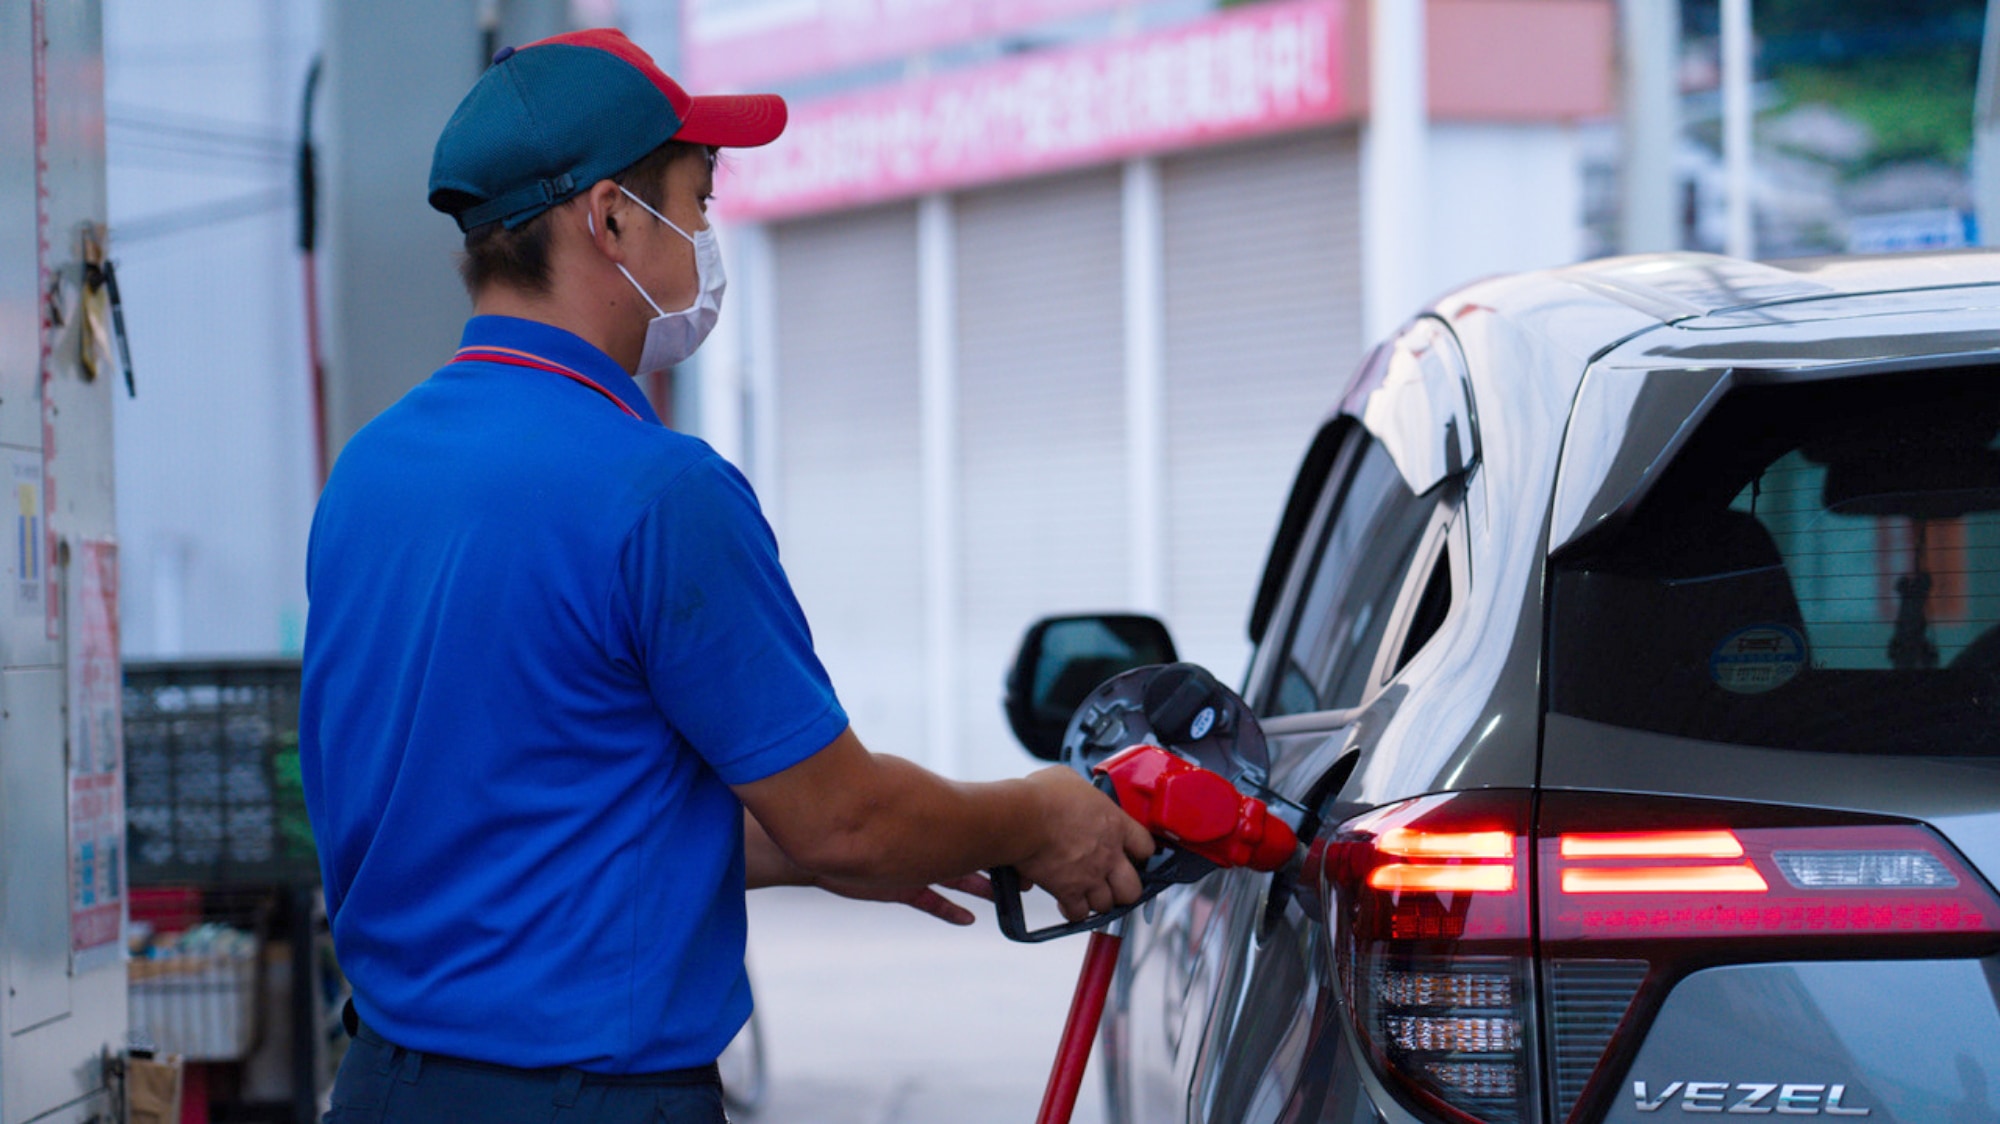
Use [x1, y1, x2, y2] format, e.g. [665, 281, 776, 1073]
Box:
[473, 288, 643, 375]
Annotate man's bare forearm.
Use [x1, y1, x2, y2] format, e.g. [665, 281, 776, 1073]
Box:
[736, 730, 1047, 886]
[733, 727, 1151, 925]
[744, 811, 815, 889]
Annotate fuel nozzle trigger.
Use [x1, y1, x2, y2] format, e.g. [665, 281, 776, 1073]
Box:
[1093, 745, 1300, 874]
[992, 845, 1213, 944]
[994, 744, 1300, 943]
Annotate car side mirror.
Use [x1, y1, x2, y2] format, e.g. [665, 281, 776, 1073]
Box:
[1003, 614, 1179, 761]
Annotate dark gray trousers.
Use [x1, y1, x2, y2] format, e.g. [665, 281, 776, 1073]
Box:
[324, 1024, 728, 1124]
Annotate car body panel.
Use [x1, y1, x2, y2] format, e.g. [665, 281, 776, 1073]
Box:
[1540, 714, 2000, 897]
[1605, 959, 2000, 1124]
[1769, 249, 2000, 292]
[1186, 724, 1352, 1123]
[1360, 317, 1480, 498]
[1676, 282, 2000, 329]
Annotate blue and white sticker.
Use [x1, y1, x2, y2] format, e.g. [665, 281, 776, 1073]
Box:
[1709, 624, 1808, 695]
[1189, 706, 1216, 740]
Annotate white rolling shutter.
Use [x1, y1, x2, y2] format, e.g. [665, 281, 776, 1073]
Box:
[770, 204, 926, 761]
[956, 170, 1127, 780]
[1160, 130, 1363, 683]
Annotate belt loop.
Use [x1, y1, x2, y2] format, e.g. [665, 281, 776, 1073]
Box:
[554, 1069, 585, 1109]
[397, 1048, 424, 1085]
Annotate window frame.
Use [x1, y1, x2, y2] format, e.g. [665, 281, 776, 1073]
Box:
[1365, 490, 1467, 698]
[1248, 430, 1459, 722]
[1244, 426, 1366, 719]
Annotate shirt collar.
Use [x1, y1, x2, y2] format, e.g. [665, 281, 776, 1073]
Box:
[456, 315, 663, 425]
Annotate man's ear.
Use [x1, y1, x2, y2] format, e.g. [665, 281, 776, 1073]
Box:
[579, 180, 630, 263]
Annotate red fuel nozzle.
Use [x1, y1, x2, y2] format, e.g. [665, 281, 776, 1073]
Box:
[1092, 744, 1298, 872]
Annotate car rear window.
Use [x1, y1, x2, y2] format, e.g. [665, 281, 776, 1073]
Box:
[1549, 369, 2000, 756]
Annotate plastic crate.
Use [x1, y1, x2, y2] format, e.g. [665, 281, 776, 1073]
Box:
[129, 938, 260, 1062]
[125, 660, 317, 888]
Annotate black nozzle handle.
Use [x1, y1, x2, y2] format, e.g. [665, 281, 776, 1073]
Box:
[991, 865, 1149, 943]
[991, 846, 1217, 943]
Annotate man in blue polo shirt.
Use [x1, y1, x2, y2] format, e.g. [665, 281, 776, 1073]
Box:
[301, 29, 1152, 1124]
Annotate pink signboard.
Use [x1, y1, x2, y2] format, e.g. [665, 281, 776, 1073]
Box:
[685, 0, 1131, 90]
[718, 0, 1349, 222]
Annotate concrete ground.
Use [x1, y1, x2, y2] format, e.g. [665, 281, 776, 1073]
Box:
[733, 885, 1108, 1124]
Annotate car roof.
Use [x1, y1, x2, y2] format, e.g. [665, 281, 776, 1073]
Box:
[1432, 249, 2000, 366]
[1508, 249, 2000, 332]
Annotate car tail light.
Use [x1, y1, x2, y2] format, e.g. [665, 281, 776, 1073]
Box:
[1322, 790, 1536, 1124]
[1538, 792, 2000, 1123]
[1540, 798, 1998, 943]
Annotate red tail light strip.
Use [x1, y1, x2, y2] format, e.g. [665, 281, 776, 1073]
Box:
[1369, 864, 1517, 894]
[1560, 863, 1768, 895]
[1380, 827, 1517, 859]
[1559, 830, 1743, 859]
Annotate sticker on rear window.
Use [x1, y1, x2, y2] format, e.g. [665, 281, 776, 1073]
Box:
[1710, 625, 1808, 695]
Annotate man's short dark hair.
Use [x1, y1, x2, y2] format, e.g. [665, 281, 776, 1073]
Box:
[456, 140, 714, 297]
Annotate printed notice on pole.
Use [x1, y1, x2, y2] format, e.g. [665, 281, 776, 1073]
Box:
[69, 539, 122, 962]
[11, 452, 41, 617]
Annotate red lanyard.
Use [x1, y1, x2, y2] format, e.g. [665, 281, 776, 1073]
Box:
[453, 346, 644, 422]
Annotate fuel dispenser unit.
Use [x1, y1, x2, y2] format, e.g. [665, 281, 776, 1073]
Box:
[3, 1, 132, 1120]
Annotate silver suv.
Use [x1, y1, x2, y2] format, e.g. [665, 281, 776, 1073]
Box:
[1004, 251, 2000, 1124]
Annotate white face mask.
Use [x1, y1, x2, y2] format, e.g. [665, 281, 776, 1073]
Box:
[594, 185, 725, 376]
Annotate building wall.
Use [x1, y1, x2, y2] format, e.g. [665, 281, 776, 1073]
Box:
[104, 0, 320, 657]
[1160, 129, 1363, 686]
[1425, 121, 1585, 299]
[954, 169, 1130, 779]
[757, 128, 1387, 780]
[770, 203, 927, 762]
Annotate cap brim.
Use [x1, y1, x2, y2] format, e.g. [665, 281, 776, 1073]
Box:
[676, 93, 788, 148]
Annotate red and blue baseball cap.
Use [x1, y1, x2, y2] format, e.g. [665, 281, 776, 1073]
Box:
[429, 29, 786, 232]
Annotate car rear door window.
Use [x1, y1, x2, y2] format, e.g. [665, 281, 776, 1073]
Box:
[1549, 369, 2000, 756]
[1264, 438, 1436, 717]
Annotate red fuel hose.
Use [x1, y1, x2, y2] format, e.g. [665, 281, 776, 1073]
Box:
[1035, 929, 1123, 1124]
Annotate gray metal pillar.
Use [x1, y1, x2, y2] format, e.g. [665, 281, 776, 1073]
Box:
[1619, 0, 1680, 253]
[1974, 0, 2000, 244]
[1720, 0, 1754, 259]
[1361, 0, 1428, 342]
[318, 0, 565, 465]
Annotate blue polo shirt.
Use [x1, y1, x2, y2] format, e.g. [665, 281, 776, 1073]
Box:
[300, 315, 848, 1074]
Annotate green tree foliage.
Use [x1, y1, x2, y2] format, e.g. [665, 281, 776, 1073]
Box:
[1684, 0, 1983, 37]
[1759, 0, 1981, 36]
[1688, 0, 1986, 172]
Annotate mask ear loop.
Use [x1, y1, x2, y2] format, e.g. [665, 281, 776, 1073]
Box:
[617, 185, 703, 245]
[589, 209, 669, 319]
